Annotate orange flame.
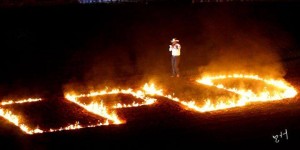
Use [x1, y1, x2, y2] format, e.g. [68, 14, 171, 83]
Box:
[1, 98, 42, 106]
[64, 85, 159, 125]
[195, 74, 298, 111]
[0, 97, 111, 134]
[0, 107, 44, 134]
[1, 76, 297, 134]
[141, 77, 297, 112]
[0, 98, 43, 134]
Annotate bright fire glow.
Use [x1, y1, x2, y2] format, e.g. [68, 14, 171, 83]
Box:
[65, 85, 158, 125]
[1, 76, 297, 135]
[0, 98, 109, 134]
[1, 98, 42, 106]
[195, 74, 298, 111]
[140, 79, 297, 113]
[137, 74, 297, 112]
[0, 98, 43, 134]
[0, 84, 160, 135]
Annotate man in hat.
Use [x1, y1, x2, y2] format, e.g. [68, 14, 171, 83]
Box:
[169, 38, 181, 77]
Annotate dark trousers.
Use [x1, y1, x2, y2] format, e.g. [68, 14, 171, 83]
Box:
[171, 56, 180, 76]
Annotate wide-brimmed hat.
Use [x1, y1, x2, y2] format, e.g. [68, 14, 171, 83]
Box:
[171, 38, 179, 43]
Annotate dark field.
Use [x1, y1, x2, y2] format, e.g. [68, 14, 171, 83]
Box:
[1, 1, 300, 149]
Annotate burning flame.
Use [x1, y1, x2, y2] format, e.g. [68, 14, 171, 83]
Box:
[0, 98, 43, 134]
[0, 84, 160, 135]
[143, 83, 163, 96]
[0, 98, 110, 134]
[195, 74, 298, 111]
[64, 85, 159, 125]
[1, 76, 297, 134]
[1, 98, 42, 106]
[47, 120, 110, 133]
[0, 106, 45, 134]
[140, 78, 297, 113]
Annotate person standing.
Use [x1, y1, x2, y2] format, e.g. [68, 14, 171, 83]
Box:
[169, 38, 181, 77]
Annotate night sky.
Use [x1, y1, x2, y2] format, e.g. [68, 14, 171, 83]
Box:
[1, 1, 300, 149]
[1, 1, 300, 100]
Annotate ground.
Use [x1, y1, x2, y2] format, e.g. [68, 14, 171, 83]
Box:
[1, 2, 300, 150]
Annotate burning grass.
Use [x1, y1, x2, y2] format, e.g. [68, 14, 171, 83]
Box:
[0, 98, 111, 134]
[0, 73, 297, 134]
[196, 74, 297, 111]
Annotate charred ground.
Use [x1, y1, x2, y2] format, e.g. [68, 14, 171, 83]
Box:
[1, 2, 300, 149]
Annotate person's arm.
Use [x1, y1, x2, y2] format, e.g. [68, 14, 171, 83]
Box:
[176, 44, 181, 51]
[169, 45, 172, 51]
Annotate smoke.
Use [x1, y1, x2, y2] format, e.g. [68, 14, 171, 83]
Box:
[197, 5, 292, 78]
[62, 3, 294, 94]
[63, 5, 178, 92]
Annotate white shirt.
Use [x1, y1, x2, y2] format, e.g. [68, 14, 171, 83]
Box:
[169, 43, 181, 56]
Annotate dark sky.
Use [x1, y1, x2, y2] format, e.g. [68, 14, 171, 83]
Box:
[1, 2, 300, 98]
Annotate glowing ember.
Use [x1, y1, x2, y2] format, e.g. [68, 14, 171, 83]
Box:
[113, 101, 147, 108]
[21, 120, 110, 134]
[46, 120, 110, 133]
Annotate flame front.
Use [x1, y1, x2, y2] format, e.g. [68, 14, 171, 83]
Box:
[0, 98, 110, 134]
[195, 74, 298, 111]
[1, 98, 42, 106]
[140, 77, 297, 113]
[64, 86, 158, 125]
[1, 76, 297, 135]
[0, 98, 43, 134]
[0, 85, 159, 135]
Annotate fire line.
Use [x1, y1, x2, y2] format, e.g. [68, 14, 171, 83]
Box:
[195, 74, 297, 111]
[0, 75, 297, 134]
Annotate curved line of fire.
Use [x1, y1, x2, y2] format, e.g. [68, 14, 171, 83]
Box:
[0, 74, 297, 134]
